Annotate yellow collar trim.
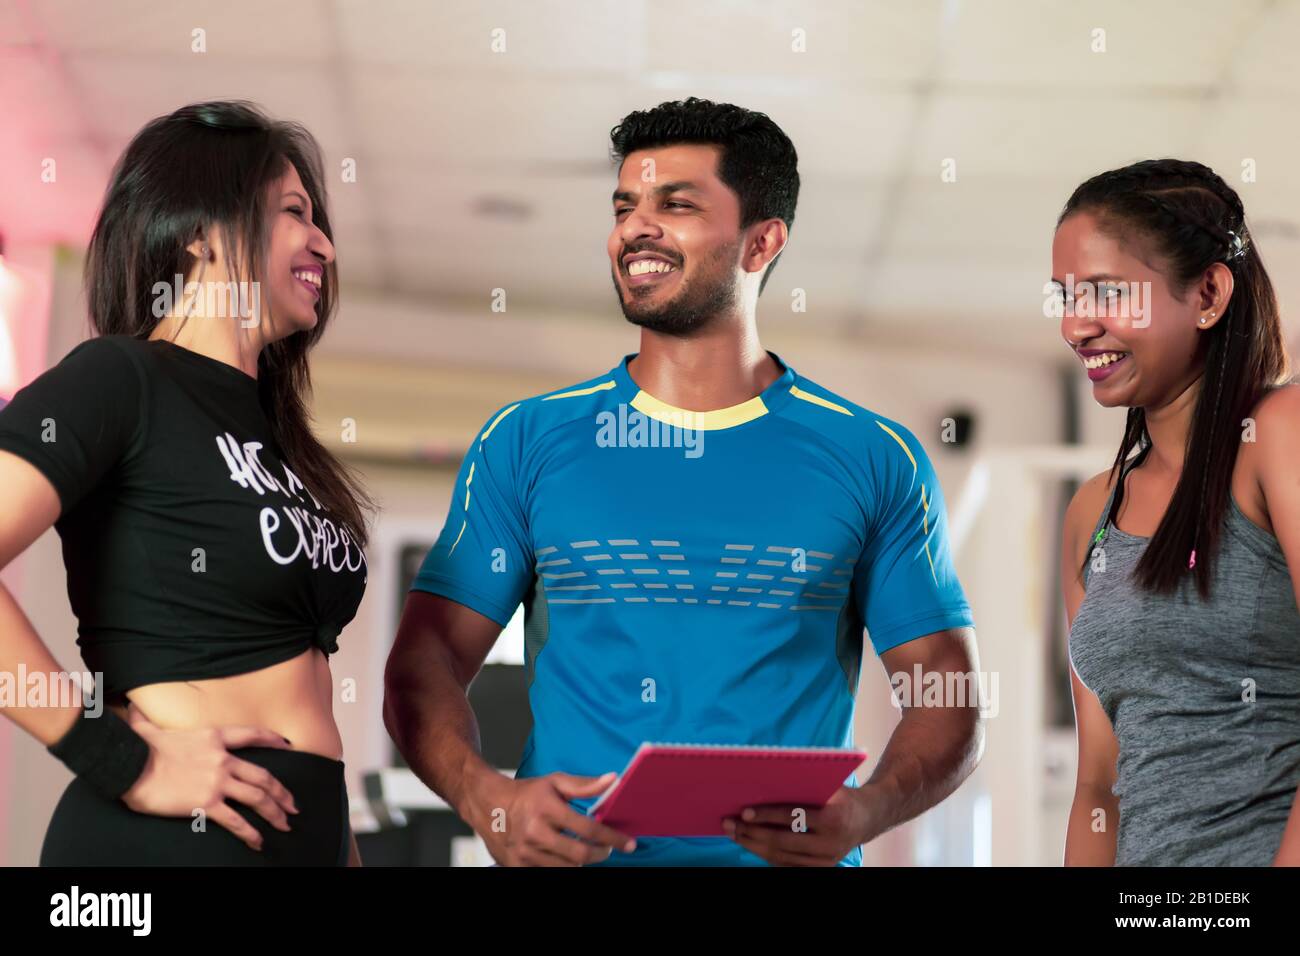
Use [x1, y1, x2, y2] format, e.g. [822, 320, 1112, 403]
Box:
[629, 389, 769, 431]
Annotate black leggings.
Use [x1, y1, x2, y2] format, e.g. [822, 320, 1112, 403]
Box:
[40, 746, 350, 866]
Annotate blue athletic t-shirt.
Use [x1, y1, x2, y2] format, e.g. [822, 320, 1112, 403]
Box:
[411, 352, 974, 866]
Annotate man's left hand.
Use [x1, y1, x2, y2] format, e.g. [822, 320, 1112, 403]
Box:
[722, 786, 873, 866]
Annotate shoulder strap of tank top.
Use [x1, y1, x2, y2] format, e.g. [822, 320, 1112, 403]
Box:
[1086, 471, 1120, 551]
[1092, 452, 1144, 541]
[1083, 454, 1141, 570]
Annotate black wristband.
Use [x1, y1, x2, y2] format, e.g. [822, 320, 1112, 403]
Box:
[47, 707, 151, 800]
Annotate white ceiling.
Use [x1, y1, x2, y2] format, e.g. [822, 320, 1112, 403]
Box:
[3, 0, 1300, 358]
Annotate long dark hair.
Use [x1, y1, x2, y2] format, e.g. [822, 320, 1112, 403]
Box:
[1060, 159, 1290, 597]
[84, 100, 373, 546]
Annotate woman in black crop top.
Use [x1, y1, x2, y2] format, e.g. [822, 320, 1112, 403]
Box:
[0, 101, 374, 865]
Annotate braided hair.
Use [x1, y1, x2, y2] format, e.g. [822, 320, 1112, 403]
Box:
[1060, 159, 1290, 598]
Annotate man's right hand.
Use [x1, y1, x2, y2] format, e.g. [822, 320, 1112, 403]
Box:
[469, 770, 637, 866]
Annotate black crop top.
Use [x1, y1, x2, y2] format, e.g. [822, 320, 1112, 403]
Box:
[0, 335, 367, 705]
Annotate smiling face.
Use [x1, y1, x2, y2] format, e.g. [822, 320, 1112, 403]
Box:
[262, 161, 334, 338]
[1053, 210, 1211, 408]
[607, 143, 748, 335]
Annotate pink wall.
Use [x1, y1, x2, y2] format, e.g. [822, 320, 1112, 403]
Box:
[0, 242, 54, 865]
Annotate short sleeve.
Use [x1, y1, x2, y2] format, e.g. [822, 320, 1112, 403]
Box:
[410, 403, 534, 627]
[0, 337, 145, 513]
[854, 420, 974, 655]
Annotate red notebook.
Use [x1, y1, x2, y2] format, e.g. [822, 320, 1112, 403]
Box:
[587, 742, 868, 837]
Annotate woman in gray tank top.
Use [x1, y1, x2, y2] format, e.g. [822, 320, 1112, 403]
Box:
[1052, 159, 1300, 866]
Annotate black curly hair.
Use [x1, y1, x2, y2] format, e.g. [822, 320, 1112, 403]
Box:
[609, 97, 799, 294]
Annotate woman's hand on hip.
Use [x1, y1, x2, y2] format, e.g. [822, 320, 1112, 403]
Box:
[119, 703, 300, 851]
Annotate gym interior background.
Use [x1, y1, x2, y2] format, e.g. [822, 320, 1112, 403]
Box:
[2, 0, 1298, 865]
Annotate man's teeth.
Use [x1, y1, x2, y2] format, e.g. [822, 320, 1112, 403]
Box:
[627, 259, 677, 277]
[293, 270, 321, 287]
[1083, 352, 1127, 369]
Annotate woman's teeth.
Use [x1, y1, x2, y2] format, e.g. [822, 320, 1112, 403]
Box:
[1083, 351, 1127, 368]
[628, 259, 676, 277]
[293, 269, 321, 288]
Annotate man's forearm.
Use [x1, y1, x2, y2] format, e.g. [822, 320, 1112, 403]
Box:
[382, 648, 506, 826]
[855, 705, 983, 843]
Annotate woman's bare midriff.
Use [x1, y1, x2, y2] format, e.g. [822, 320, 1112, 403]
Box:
[108, 647, 343, 760]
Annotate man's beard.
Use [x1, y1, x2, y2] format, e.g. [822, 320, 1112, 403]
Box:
[612, 239, 741, 336]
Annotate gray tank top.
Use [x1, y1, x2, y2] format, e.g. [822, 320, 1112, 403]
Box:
[1068, 465, 1300, 865]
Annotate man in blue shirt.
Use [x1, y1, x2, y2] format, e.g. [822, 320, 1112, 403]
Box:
[385, 97, 982, 866]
